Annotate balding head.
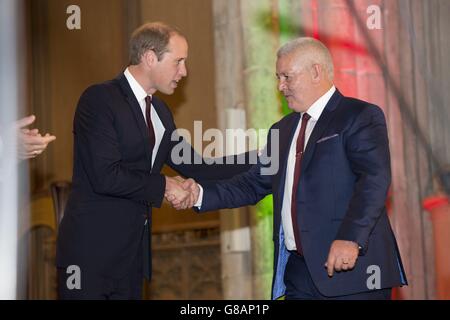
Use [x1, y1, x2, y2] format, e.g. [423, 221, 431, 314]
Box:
[277, 37, 334, 81]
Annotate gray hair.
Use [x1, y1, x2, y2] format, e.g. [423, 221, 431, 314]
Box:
[277, 37, 334, 80]
[129, 22, 184, 65]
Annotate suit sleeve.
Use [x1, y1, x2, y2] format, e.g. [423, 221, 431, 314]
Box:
[198, 157, 273, 212]
[335, 105, 391, 254]
[165, 132, 256, 182]
[195, 124, 279, 212]
[74, 87, 165, 207]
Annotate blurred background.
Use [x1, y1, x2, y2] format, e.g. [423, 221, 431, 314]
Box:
[0, 0, 449, 300]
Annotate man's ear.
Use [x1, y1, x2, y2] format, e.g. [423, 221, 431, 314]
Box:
[311, 64, 322, 83]
[142, 50, 157, 68]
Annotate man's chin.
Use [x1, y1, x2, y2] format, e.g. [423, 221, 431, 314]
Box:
[287, 103, 299, 112]
[160, 88, 175, 95]
[286, 101, 306, 113]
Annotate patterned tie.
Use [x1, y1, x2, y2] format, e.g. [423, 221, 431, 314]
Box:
[291, 113, 311, 255]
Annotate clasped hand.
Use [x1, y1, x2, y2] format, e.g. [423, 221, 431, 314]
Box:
[16, 115, 56, 159]
[164, 176, 200, 210]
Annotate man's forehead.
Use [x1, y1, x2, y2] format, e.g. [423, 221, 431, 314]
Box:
[170, 34, 188, 47]
[277, 52, 307, 72]
[166, 35, 188, 54]
[276, 56, 295, 71]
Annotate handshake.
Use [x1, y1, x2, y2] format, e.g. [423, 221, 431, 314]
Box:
[164, 176, 200, 210]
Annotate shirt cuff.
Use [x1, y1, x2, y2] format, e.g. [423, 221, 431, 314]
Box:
[194, 184, 204, 209]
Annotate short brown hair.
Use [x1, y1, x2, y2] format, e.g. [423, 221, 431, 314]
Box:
[129, 22, 184, 65]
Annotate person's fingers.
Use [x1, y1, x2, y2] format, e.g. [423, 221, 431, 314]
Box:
[166, 178, 179, 192]
[186, 188, 195, 204]
[334, 259, 343, 272]
[41, 135, 56, 143]
[24, 149, 43, 157]
[169, 195, 181, 205]
[179, 197, 192, 210]
[23, 135, 56, 149]
[174, 176, 185, 183]
[26, 147, 44, 155]
[185, 180, 199, 206]
[175, 192, 189, 204]
[176, 204, 186, 210]
[15, 115, 35, 129]
[27, 142, 48, 152]
[174, 201, 186, 210]
[20, 128, 42, 137]
[348, 260, 357, 270]
[341, 256, 356, 271]
[190, 182, 199, 195]
[181, 178, 194, 190]
[188, 195, 196, 207]
[21, 128, 39, 136]
[341, 260, 349, 271]
[172, 201, 179, 209]
[173, 202, 182, 210]
[21, 152, 37, 159]
[182, 199, 191, 209]
[19, 153, 34, 160]
[326, 253, 336, 277]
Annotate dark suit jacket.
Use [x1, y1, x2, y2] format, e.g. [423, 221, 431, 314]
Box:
[56, 74, 252, 279]
[199, 90, 408, 298]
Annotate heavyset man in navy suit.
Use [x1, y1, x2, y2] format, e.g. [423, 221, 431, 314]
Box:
[171, 37, 407, 299]
[56, 22, 252, 299]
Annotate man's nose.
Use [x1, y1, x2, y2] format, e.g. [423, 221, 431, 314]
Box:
[278, 79, 286, 91]
[180, 64, 187, 77]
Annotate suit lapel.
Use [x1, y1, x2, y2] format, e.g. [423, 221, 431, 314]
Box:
[116, 74, 152, 163]
[300, 90, 343, 173]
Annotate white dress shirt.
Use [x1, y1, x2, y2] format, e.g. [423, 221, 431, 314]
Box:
[124, 68, 165, 168]
[281, 86, 336, 250]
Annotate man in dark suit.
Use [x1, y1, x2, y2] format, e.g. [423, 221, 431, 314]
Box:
[56, 22, 251, 299]
[171, 37, 407, 299]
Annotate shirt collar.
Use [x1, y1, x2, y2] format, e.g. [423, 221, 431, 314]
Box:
[124, 67, 150, 103]
[304, 85, 336, 120]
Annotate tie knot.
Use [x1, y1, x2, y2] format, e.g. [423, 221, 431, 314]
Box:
[302, 113, 311, 122]
[145, 95, 152, 106]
